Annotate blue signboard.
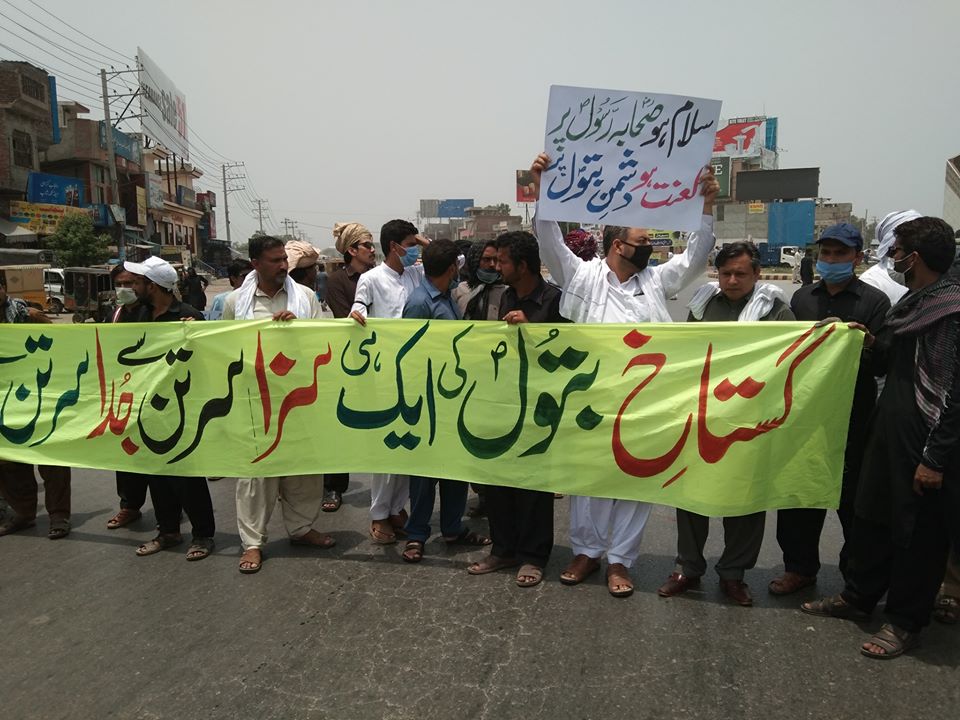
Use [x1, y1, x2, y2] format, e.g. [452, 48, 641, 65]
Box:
[26, 172, 85, 206]
[99, 121, 141, 164]
[437, 198, 474, 218]
[767, 200, 814, 248]
[49, 76, 60, 145]
[764, 117, 778, 152]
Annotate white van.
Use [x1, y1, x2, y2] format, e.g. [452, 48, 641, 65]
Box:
[44, 268, 65, 314]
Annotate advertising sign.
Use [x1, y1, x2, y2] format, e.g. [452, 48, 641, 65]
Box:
[138, 47, 189, 159]
[99, 121, 141, 165]
[26, 172, 84, 206]
[419, 199, 439, 218]
[710, 156, 731, 199]
[144, 172, 165, 210]
[9, 201, 91, 234]
[540, 85, 721, 232]
[437, 199, 474, 218]
[748, 202, 766, 214]
[135, 187, 147, 226]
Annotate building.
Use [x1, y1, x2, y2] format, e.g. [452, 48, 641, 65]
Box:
[944, 154, 960, 232]
[136, 146, 203, 265]
[0, 61, 55, 221]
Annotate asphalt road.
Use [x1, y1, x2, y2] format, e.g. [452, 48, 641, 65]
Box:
[3, 273, 957, 720]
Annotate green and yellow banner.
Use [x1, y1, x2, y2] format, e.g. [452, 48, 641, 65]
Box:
[0, 319, 861, 515]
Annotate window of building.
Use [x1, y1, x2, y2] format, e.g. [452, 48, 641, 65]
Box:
[716, 203, 725, 222]
[21, 75, 45, 102]
[92, 165, 108, 204]
[12, 131, 33, 168]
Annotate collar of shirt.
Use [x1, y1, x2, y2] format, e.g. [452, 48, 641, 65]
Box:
[604, 264, 642, 293]
[507, 276, 548, 306]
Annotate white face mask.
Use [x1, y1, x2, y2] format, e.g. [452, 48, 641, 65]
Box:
[115, 287, 137, 306]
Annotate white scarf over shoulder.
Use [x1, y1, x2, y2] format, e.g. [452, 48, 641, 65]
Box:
[687, 281, 785, 321]
[232, 270, 313, 320]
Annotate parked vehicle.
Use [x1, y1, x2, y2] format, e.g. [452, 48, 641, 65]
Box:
[62, 267, 114, 323]
[0, 264, 48, 309]
[43, 268, 65, 314]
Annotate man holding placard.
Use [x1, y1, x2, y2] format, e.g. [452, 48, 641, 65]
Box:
[529, 152, 719, 597]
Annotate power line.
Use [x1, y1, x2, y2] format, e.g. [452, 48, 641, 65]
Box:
[22, 0, 132, 65]
[0, 36, 101, 92]
[0, 0, 132, 67]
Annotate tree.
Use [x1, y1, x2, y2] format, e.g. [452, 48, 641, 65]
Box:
[46, 213, 110, 267]
[476, 203, 512, 216]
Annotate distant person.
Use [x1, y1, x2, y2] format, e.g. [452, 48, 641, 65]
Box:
[791, 249, 803, 284]
[800, 248, 814, 285]
[184, 267, 209, 311]
[860, 210, 921, 304]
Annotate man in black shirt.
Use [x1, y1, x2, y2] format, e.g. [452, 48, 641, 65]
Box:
[125, 257, 215, 562]
[770, 224, 891, 595]
[467, 231, 564, 588]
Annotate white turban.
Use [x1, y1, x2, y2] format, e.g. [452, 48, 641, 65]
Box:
[284, 239, 319, 269]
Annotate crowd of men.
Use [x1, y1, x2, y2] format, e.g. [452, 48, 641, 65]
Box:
[1, 154, 959, 661]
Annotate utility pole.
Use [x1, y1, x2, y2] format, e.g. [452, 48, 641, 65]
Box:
[253, 199, 268, 233]
[100, 68, 125, 261]
[221, 162, 245, 244]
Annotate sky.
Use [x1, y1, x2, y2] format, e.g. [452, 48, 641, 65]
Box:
[2, 0, 958, 248]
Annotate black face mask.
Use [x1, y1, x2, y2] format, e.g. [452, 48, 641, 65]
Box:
[622, 243, 653, 271]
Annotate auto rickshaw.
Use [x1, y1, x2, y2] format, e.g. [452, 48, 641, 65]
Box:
[63, 267, 114, 323]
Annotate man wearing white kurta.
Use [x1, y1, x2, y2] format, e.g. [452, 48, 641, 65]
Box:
[350, 219, 429, 544]
[528, 152, 719, 597]
[222, 235, 332, 574]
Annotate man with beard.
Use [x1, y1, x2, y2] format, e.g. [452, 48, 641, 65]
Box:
[528, 152, 719, 598]
[222, 235, 332, 574]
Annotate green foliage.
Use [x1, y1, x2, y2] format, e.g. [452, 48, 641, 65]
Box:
[46, 213, 110, 267]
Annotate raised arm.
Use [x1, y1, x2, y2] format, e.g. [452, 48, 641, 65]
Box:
[530, 152, 583, 288]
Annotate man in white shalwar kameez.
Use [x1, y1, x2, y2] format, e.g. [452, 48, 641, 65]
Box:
[528, 152, 719, 597]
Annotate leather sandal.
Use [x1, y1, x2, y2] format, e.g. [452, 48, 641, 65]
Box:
[370, 520, 397, 545]
[467, 555, 521, 575]
[559, 554, 601, 585]
[768, 571, 816, 595]
[107, 508, 142, 529]
[606, 562, 634, 598]
[239, 547, 263, 574]
[860, 623, 920, 660]
[516, 564, 544, 588]
[290, 530, 336, 548]
[0, 515, 36, 536]
[136, 533, 183, 556]
[800, 593, 870, 620]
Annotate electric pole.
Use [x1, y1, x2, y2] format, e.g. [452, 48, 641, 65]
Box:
[221, 162, 245, 244]
[253, 199, 268, 233]
[100, 68, 125, 261]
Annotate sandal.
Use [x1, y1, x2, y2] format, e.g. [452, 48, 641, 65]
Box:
[467, 555, 521, 575]
[934, 595, 960, 625]
[0, 515, 36, 536]
[516, 564, 544, 588]
[559, 554, 601, 585]
[370, 521, 397, 545]
[321, 490, 342, 513]
[860, 623, 920, 660]
[239, 547, 263, 574]
[136, 533, 183, 556]
[290, 529, 336, 548]
[444, 529, 492, 547]
[48, 521, 71, 540]
[800, 594, 870, 620]
[186, 537, 215, 561]
[402, 540, 425, 563]
[389, 510, 408, 538]
[606, 562, 634, 598]
[107, 508, 142, 529]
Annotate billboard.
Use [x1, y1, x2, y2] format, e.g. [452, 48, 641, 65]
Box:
[138, 47, 188, 159]
[437, 199, 474, 218]
[713, 116, 777, 157]
[26, 172, 84, 206]
[710, 156, 731, 199]
[99, 121, 141, 165]
[144, 173, 165, 210]
[735, 168, 820, 202]
[9, 201, 91, 235]
[516, 169, 537, 203]
[135, 187, 147, 226]
[419, 199, 439, 218]
[768, 200, 815, 247]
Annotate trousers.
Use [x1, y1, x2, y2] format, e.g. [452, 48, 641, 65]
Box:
[405, 476, 467, 542]
[675, 510, 765, 581]
[569, 496, 652, 568]
[0, 462, 70, 522]
[236, 475, 325, 549]
[148, 475, 214, 538]
[117, 471, 149, 511]
[487, 486, 553, 567]
[370, 474, 408, 521]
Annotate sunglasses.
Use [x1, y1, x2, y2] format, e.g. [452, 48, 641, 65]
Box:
[355, 242, 375, 250]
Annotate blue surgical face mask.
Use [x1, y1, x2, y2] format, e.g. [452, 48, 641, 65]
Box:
[399, 244, 421, 267]
[816, 259, 854, 284]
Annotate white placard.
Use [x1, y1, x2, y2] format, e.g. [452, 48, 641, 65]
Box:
[540, 85, 721, 231]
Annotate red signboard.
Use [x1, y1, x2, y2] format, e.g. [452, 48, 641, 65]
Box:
[713, 119, 764, 155]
